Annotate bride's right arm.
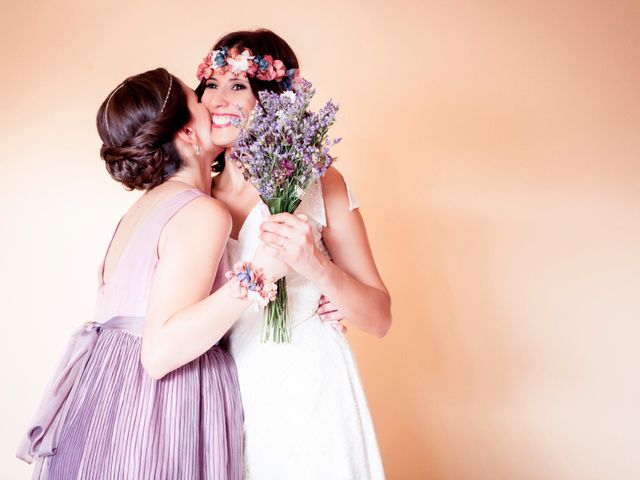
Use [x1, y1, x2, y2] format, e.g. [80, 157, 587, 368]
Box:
[140, 196, 280, 380]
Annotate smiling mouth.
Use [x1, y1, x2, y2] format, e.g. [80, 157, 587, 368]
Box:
[211, 114, 239, 128]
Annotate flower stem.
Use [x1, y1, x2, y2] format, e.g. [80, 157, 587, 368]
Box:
[262, 277, 290, 343]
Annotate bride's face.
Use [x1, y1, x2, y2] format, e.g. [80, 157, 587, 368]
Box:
[200, 71, 257, 149]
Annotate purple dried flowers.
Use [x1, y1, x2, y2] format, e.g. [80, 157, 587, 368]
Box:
[229, 79, 340, 343]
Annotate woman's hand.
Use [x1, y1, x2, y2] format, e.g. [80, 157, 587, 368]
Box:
[252, 240, 290, 281]
[259, 212, 328, 281]
[317, 295, 347, 334]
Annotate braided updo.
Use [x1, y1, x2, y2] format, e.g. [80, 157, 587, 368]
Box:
[97, 68, 190, 191]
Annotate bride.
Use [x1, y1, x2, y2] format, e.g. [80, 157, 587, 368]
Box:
[196, 28, 392, 479]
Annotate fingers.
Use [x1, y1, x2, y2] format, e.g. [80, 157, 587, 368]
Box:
[260, 213, 315, 257]
[317, 296, 347, 334]
[267, 212, 310, 231]
[260, 220, 295, 237]
[329, 321, 347, 334]
[317, 300, 336, 315]
[259, 231, 286, 249]
[320, 310, 345, 322]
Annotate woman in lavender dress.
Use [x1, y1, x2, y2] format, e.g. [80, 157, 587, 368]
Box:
[17, 68, 285, 479]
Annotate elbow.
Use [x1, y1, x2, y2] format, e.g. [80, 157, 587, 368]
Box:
[373, 294, 392, 338]
[141, 356, 168, 380]
[140, 344, 169, 380]
[374, 313, 392, 338]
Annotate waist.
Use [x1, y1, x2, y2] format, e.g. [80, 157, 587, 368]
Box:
[92, 315, 145, 337]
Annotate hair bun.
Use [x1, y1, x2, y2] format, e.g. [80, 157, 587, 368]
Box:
[100, 143, 171, 191]
[97, 68, 190, 191]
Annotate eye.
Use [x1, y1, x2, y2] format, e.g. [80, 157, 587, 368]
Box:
[205, 82, 218, 89]
[232, 83, 247, 91]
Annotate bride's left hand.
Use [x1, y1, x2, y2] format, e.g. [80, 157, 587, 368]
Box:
[259, 212, 326, 281]
[317, 295, 347, 334]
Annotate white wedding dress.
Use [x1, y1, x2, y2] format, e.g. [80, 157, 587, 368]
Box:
[225, 180, 385, 480]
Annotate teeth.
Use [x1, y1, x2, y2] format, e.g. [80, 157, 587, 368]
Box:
[212, 115, 231, 125]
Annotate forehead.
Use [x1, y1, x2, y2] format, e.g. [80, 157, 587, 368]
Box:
[208, 71, 249, 82]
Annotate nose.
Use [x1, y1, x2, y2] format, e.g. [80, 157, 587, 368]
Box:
[205, 87, 230, 110]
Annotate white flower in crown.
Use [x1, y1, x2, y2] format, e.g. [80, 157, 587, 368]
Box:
[227, 50, 255, 73]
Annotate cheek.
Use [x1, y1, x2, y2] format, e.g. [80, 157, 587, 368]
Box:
[200, 89, 215, 112]
[237, 91, 257, 113]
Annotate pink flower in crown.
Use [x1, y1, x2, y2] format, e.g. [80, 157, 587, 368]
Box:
[196, 53, 214, 80]
[257, 66, 276, 81]
[265, 65, 278, 81]
[272, 60, 286, 80]
[247, 61, 259, 76]
[256, 55, 275, 81]
[198, 66, 214, 80]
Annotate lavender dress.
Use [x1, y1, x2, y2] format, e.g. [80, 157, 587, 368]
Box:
[17, 189, 243, 480]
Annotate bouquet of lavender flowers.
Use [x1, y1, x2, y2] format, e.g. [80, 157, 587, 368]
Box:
[229, 79, 340, 343]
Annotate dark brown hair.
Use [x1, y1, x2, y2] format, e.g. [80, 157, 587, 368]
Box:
[195, 28, 299, 100]
[195, 29, 299, 173]
[97, 68, 190, 190]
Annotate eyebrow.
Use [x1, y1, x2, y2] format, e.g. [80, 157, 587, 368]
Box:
[206, 75, 248, 83]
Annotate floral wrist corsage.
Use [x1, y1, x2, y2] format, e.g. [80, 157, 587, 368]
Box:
[225, 261, 277, 307]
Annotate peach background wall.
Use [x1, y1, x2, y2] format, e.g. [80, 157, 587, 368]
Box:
[2, 0, 639, 479]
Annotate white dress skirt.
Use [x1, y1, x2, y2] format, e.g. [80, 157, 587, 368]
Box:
[225, 180, 385, 480]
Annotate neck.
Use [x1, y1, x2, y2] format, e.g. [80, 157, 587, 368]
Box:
[215, 148, 250, 193]
[168, 155, 212, 194]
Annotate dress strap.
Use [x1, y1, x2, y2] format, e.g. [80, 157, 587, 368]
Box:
[98, 188, 206, 289]
[298, 177, 360, 228]
[299, 180, 327, 227]
[344, 180, 360, 210]
[142, 188, 206, 258]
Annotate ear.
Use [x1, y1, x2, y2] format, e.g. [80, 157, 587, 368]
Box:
[176, 126, 195, 147]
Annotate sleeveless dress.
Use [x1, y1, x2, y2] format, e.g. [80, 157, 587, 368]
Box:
[225, 181, 385, 479]
[17, 189, 243, 480]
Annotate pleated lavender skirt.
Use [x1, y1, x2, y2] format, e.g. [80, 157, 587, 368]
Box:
[35, 328, 243, 480]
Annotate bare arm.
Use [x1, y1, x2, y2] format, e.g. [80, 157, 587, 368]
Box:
[141, 196, 284, 379]
[260, 167, 391, 337]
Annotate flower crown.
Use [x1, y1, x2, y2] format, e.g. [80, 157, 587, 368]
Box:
[196, 46, 299, 90]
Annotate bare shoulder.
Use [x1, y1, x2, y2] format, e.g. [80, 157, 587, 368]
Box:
[320, 165, 345, 191]
[185, 195, 231, 224]
[319, 166, 351, 211]
[164, 194, 232, 241]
